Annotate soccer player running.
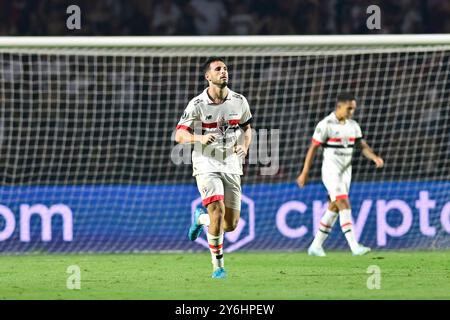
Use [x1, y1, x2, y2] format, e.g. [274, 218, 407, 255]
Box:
[296, 93, 384, 256]
[175, 57, 252, 278]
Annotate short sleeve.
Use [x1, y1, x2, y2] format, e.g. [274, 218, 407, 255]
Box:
[312, 120, 328, 145]
[176, 102, 198, 132]
[240, 96, 252, 127]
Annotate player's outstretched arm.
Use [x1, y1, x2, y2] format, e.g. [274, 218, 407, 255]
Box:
[296, 143, 320, 188]
[357, 139, 384, 168]
[175, 129, 216, 145]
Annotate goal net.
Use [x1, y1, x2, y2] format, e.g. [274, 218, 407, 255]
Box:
[0, 36, 449, 253]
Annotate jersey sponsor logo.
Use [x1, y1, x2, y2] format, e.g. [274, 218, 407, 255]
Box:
[181, 111, 188, 120]
[232, 93, 242, 100]
[334, 150, 353, 156]
[206, 115, 212, 120]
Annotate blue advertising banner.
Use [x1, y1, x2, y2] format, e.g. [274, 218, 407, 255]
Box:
[0, 182, 449, 253]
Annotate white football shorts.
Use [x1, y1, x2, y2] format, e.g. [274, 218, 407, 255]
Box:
[195, 172, 242, 210]
[322, 167, 352, 202]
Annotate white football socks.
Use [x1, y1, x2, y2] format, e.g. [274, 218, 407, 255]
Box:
[311, 210, 339, 248]
[198, 213, 210, 226]
[339, 209, 359, 252]
[207, 232, 224, 270]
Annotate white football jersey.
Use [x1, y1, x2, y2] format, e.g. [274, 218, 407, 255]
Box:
[176, 88, 252, 176]
[312, 112, 363, 175]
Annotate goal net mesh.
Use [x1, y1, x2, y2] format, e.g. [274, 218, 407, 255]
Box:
[0, 44, 449, 253]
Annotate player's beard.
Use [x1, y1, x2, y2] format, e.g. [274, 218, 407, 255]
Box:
[213, 79, 227, 88]
[212, 77, 228, 88]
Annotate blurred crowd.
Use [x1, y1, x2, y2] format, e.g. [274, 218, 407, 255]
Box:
[0, 0, 449, 36]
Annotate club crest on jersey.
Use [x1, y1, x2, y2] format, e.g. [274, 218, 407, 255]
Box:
[217, 116, 228, 135]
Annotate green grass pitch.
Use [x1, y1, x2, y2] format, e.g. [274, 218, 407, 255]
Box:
[0, 251, 448, 299]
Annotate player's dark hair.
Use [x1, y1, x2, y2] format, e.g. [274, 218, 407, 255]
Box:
[336, 92, 356, 103]
[202, 57, 226, 74]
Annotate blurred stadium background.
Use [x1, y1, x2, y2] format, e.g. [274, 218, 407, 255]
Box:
[1, 0, 450, 36]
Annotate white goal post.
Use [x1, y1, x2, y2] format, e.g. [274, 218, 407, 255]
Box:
[1, 34, 450, 46]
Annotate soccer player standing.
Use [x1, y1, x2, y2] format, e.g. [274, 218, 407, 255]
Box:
[175, 57, 252, 278]
[296, 93, 384, 256]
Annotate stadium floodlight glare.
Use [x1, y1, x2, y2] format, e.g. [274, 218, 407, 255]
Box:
[0, 35, 449, 253]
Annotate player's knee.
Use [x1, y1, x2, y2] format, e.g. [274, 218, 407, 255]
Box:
[336, 199, 351, 210]
[328, 202, 339, 212]
[207, 202, 225, 222]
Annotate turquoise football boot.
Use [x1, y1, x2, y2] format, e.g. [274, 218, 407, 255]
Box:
[188, 207, 205, 241]
[211, 267, 227, 279]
